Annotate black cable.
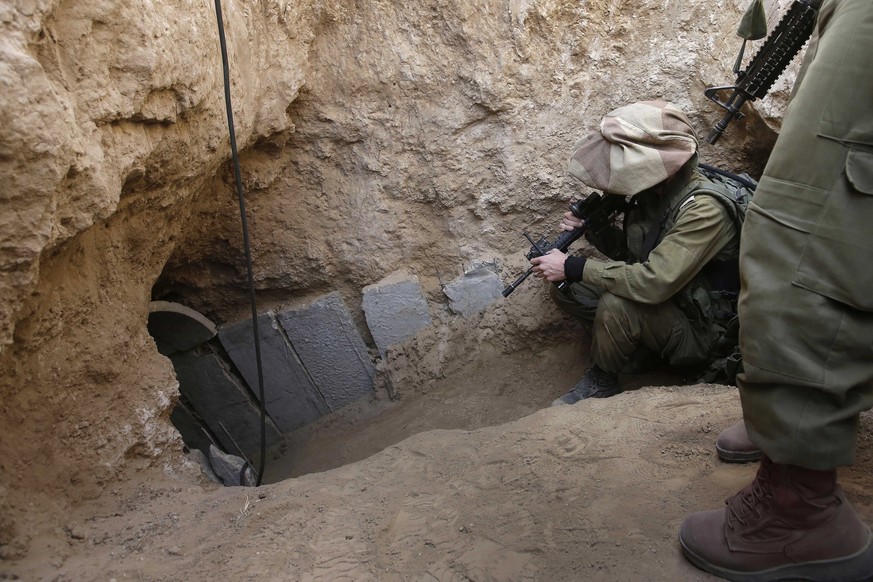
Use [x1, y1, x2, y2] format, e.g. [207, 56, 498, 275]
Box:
[213, 0, 267, 486]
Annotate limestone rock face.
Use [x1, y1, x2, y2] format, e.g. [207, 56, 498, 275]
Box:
[0, 0, 799, 558]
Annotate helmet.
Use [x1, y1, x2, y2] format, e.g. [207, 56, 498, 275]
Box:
[568, 100, 699, 196]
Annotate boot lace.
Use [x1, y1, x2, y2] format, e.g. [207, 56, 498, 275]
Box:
[726, 468, 774, 529]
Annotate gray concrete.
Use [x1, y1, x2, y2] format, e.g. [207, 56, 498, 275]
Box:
[218, 313, 329, 433]
[442, 264, 504, 317]
[276, 292, 375, 411]
[362, 272, 432, 358]
[208, 444, 256, 487]
[147, 301, 217, 356]
[170, 347, 281, 460]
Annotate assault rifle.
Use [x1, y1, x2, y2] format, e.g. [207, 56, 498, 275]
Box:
[704, 0, 822, 144]
[502, 193, 628, 297]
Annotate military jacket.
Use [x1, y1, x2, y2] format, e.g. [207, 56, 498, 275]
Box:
[581, 163, 740, 314]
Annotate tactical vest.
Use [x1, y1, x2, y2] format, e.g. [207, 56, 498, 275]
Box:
[633, 166, 754, 325]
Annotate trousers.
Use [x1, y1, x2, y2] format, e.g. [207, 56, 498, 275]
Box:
[549, 283, 715, 374]
[737, 0, 873, 469]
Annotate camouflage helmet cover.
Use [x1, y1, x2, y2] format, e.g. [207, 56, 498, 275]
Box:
[567, 100, 699, 196]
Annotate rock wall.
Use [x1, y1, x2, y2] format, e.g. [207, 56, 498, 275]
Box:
[0, 0, 797, 558]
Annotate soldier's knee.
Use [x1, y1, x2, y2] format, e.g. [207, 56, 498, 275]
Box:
[593, 292, 643, 336]
[596, 291, 635, 319]
[549, 284, 576, 313]
[548, 282, 601, 323]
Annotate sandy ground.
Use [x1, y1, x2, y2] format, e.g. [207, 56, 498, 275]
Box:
[3, 340, 872, 582]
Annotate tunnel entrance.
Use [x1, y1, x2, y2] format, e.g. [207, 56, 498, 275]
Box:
[146, 292, 383, 486]
[146, 261, 566, 485]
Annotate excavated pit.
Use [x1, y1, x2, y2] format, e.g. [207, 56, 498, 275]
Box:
[6, 1, 865, 579]
[147, 265, 694, 486]
[145, 263, 598, 484]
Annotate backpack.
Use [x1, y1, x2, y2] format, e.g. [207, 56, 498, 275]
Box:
[696, 162, 757, 233]
[691, 163, 758, 386]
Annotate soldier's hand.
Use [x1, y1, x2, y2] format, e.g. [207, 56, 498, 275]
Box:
[559, 210, 585, 232]
[530, 249, 567, 282]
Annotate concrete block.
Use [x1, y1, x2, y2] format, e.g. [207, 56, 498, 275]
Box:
[442, 265, 504, 317]
[170, 347, 281, 460]
[276, 292, 375, 411]
[208, 444, 256, 487]
[148, 301, 217, 355]
[218, 313, 329, 432]
[362, 272, 432, 358]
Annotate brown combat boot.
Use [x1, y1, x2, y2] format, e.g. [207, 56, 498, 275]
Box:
[679, 456, 873, 581]
[716, 420, 762, 463]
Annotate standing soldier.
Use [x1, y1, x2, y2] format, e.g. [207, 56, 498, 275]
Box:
[680, 0, 873, 579]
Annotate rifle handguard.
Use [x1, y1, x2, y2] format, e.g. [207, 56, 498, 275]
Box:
[705, 0, 821, 144]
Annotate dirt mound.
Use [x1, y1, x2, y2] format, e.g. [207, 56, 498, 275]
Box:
[4, 373, 871, 580]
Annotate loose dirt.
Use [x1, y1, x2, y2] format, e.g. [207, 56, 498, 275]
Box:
[4, 334, 871, 581]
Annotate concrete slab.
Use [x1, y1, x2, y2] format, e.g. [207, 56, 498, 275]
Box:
[362, 272, 432, 358]
[147, 301, 217, 355]
[208, 444, 256, 487]
[276, 292, 375, 412]
[218, 313, 329, 432]
[442, 264, 504, 317]
[170, 347, 281, 460]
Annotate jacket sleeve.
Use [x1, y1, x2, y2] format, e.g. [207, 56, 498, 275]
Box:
[580, 195, 736, 304]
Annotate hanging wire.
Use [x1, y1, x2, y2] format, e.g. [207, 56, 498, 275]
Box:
[212, 0, 267, 486]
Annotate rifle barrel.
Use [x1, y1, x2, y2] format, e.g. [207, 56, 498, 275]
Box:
[502, 267, 534, 297]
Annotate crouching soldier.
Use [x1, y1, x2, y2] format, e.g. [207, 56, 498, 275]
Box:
[531, 100, 743, 405]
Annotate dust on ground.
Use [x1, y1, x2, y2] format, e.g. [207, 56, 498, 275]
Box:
[3, 331, 872, 581]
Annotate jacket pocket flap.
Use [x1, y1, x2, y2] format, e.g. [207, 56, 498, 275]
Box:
[846, 148, 873, 195]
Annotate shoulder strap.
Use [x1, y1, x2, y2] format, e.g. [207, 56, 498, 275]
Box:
[699, 162, 758, 192]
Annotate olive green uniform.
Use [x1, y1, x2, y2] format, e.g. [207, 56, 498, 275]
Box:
[552, 161, 739, 374]
[738, 0, 873, 469]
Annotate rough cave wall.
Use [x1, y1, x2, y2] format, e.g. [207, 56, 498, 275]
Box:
[0, 0, 797, 556]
